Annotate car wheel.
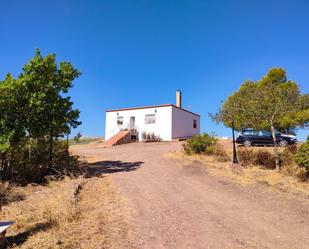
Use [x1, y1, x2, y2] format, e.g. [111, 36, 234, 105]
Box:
[279, 140, 288, 147]
[244, 140, 252, 147]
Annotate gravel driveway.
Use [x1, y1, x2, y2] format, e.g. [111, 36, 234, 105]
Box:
[73, 142, 309, 249]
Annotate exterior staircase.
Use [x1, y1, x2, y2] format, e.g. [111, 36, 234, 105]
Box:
[104, 130, 131, 146]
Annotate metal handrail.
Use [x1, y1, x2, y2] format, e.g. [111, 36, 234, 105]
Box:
[105, 123, 130, 140]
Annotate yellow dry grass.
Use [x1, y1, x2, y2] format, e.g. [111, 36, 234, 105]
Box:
[1, 176, 136, 249]
[218, 139, 286, 155]
[167, 150, 309, 196]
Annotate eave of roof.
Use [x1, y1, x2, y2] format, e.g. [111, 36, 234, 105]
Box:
[106, 104, 200, 117]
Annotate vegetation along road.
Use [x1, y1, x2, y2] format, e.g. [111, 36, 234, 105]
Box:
[72, 141, 309, 249]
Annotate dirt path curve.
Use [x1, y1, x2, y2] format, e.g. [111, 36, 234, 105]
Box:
[73, 142, 309, 249]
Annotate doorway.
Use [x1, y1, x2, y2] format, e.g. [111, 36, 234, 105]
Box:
[130, 116, 135, 130]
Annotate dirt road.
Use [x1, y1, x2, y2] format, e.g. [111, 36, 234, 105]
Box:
[73, 142, 309, 249]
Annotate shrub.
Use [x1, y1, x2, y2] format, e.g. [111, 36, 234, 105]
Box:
[280, 147, 296, 166]
[142, 132, 162, 142]
[0, 182, 14, 206]
[237, 149, 275, 168]
[281, 163, 308, 181]
[295, 167, 308, 181]
[0, 140, 85, 184]
[183, 133, 217, 155]
[237, 149, 254, 166]
[295, 141, 309, 170]
[214, 143, 230, 162]
[141, 132, 146, 141]
[51, 146, 86, 179]
[284, 144, 298, 154]
[254, 150, 275, 169]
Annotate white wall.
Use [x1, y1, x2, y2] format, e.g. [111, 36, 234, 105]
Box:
[105, 106, 172, 141]
[171, 106, 200, 139]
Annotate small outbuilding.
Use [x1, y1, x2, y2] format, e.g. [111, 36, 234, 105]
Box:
[105, 91, 200, 145]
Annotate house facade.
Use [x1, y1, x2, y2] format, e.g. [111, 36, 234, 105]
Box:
[105, 91, 200, 142]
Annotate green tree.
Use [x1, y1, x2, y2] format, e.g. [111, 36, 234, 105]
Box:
[0, 74, 29, 179]
[0, 74, 26, 151]
[74, 132, 82, 143]
[0, 49, 81, 179]
[212, 68, 309, 169]
[277, 93, 309, 134]
[18, 49, 81, 170]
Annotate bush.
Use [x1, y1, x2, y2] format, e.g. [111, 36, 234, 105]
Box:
[214, 143, 230, 162]
[296, 168, 308, 181]
[295, 141, 309, 170]
[237, 149, 254, 166]
[280, 146, 296, 166]
[0, 140, 85, 184]
[285, 144, 298, 154]
[237, 149, 275, 168]
[254, 150, 276, 169]
[141, 132, 162, 142]
[183, 133, 217, 155]
[0, 182, 14, 206]
[281, 163, 308, 181]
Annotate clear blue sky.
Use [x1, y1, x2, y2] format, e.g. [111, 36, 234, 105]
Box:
[1, 0, 308, 140]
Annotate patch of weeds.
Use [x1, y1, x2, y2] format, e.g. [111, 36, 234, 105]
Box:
[254, 150, 275, 169]
[214, 143, 230, 162]
[0, 182, 14, 206]
[237, 148, 254, 166]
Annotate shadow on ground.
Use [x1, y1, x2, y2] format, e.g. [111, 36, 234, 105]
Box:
[87, 160, 143, 176]
[6, 221, 52, 248]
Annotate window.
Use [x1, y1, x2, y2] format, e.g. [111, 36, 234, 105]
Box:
[243, 131, 253, 136]
[117, 116, 123, 125]
[251, 131, 260, 136]
[262, 131, 272, 137]
[193, 119, 197, 128]
[145, 114, 156, 124]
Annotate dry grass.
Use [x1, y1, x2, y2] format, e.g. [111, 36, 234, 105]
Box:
[218, 138, 286, 156]
[1, 176, 135, 249]
[167, 140, 309, 196]
[0, 182, 15, 206]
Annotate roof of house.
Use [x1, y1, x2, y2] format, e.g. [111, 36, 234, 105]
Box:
[106, 104, 200, 117]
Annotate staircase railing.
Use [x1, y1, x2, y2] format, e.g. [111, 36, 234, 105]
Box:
[105, 124, 130, 141]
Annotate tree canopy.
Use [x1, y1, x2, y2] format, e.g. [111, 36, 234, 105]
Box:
[213, 68, 308, 132]
[212, 68, 309, 169]
[0, 49, 81, 148]
[0, 49, 81, 181]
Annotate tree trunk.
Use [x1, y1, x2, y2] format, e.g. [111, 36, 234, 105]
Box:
[0, 158, 6, 181]
[270, 122, 280, 170]
[66, 134, 69, 151]
[28, 138, 31, 159]
[1, 152, 9, 181]
[0, 154, 4, 180]
[232, 122, 238, 164]
[2, 157, 11, 181]
[48, 127, 53, 172]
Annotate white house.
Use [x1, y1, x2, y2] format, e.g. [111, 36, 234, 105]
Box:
[105, 91, 200, 144]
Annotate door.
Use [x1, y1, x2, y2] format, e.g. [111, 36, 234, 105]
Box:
[261, 130, 273, 145]
[254, 130, 265, 145]
[130, 116, 135, 130]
